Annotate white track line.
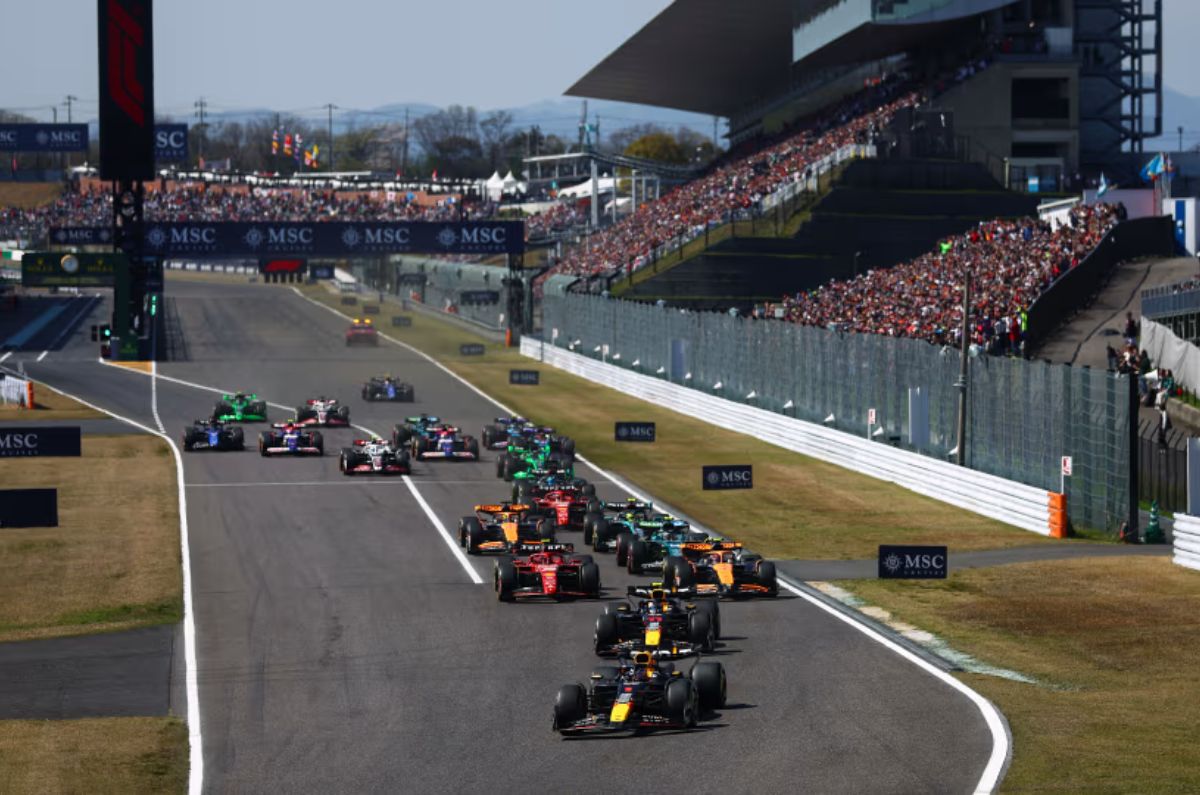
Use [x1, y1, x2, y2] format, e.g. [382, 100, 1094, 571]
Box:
[99, 359, 484, 587]
[36, 350, 48, 362]
[289, 285, 1011, 794]
[0, 352, 10, 363]
[28, 377, 203, 795]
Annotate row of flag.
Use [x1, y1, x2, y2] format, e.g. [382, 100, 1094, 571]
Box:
[1094, 152, 1178, 199]
[271, 130, 319, 168]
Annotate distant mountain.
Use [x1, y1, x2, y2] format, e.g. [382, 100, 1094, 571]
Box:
[1143, 87, 1200, 152]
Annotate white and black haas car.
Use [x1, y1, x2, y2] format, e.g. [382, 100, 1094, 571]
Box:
[258, 421, 324, 456]
[411, 425, 480, 461]
[361, 375, 415, 402]
[181, 419, 244, 452]
[294, 397, 351, 427]
[340, 437, 411, 476]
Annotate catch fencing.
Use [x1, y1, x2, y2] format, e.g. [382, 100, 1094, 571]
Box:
[541, 292, 1132, 532]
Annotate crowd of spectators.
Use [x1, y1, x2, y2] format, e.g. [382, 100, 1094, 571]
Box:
[0, 184, 497, 239]
[777, 203, 1120, 353]
[548, 81, 920, 278]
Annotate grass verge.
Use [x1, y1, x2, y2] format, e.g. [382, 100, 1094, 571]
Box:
[840, 558, 1200, 794]
[0, 433, 181, 642]
[296, 282, 1047, 560]
[0, 717, 187, 794]
[0, 380, 105, 421]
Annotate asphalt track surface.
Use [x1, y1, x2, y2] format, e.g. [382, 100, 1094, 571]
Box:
[23, 278, 995, 794]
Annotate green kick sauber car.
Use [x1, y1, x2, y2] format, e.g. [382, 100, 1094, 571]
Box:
[213, 392, 269, 423]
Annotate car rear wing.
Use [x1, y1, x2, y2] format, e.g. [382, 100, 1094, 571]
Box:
[604, 500, 653, 513]
[681, 541, 743, 552]
[474, 503, 533, 515]
[513, 541, 575, 554]
[626, 583, 711, 600]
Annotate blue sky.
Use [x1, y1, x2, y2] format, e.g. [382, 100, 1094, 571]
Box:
[1, 1, 1196, 121]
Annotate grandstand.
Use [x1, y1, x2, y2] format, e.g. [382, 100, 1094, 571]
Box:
[544, 0, 1165, 315]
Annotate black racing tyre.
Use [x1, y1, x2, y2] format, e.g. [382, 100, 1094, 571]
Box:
[665, 677, 697, 728]
[586, 498, 602, 515]
[362, 388, 371, 401]
[582, 513, 600, 545]
[627, 538, 647, 575]
[231, 428, 245, 450]
[580, 482, 596, 497]
[393, 425, 412, 445]
[536, 518, 555, 543]
[337, 405, 350, 422]
[181, 435, 193, 452]
[495, 559, 518, 602]
[615, 532, 634, 567]
[496, 454, 507, 478]
[561, 437, 576, 456]
[579, 562, 600, 597]
[461, 517, 484, 553]
[664, 556, 695, 590]
[554, 684, 588, 731]
[687, 610, 714, 652]
[572, 554, 595, 567]
[755, 560, 779, 597]
[311, 431, 324, 455]
[502, 456, 517, 482]
[602, 602, 626, 619]
[214, 401, 233, 418]
[591, 519, 613, 553]
[515, 481, 534, 504]
[696, 599, 721, 639]
[467, 438, 480, 460]
[594, 612, 619, 653]
[482, 427, 494, 448]
[692, 661, 727, 711]
[258, 431, 272, 457]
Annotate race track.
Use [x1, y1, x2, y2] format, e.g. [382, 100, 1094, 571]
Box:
[22, 277, 998, 794]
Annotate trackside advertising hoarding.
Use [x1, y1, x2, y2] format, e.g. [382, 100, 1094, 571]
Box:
[878, 545, 948, 579]
[0, 124, 89, 152]
[0, 427, 82, 457]
[50, 221, 525, 256]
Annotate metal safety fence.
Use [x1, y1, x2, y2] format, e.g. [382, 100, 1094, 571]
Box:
[542, 292, 1132, 532]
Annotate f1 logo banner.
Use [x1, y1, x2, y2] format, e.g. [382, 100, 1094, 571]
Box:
[0, 489, 59, 528]
[702, 464, 752, 490]
[98, 0, 155, 180]
[615, 422, 656, 442]
[878, 545, 948, 579]
[154, 124, 188, 160]
[0, 427, 83, 457]
[509, 369, 540, 385]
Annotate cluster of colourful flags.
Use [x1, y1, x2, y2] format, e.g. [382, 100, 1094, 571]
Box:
[271, 129, 319, 169]
[1139, 152, 1175, 184]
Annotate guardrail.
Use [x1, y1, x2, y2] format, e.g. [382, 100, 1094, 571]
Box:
[1173, 514, 1200, 572]
[521, 337, 1058, 536]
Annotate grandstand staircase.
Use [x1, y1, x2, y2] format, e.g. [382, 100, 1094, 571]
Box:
[619, 159, 1041, 310]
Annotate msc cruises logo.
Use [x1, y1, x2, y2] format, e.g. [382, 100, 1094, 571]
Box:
[437, 227, 458, 248]
[877, 545, 948, 579]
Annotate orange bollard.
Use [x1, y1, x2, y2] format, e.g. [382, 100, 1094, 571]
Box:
[504, 328, 513, 348]
[1048, 492, 1068, 538]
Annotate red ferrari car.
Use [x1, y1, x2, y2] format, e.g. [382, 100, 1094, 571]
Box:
[345, 318, 379, 346]
[494, 543, 601, 602]
[530, 488, 601, 532]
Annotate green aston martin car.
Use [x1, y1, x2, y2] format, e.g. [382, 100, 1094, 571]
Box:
[213, 392, 269, 423]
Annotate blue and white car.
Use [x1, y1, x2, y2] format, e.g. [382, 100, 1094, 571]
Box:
[361, 375, 415, 402]
[181, 419, 245, 452]
[258, 422, 323, 456]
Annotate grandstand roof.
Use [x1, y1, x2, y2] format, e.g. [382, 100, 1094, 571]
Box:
[566, 0, 1014, 118]
[565, 0, 794, 118]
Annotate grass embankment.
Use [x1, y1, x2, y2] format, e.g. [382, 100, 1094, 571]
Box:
[0, 432, 181, 642]
[843, 558, 1200, 794]
[298, 282, 1040, 560]
[0, 182, 62, 209]
[297, 280, 1197, 793]
[0, 387, 186, 792]
[0, 381, 105, 421]
[0, 717, 188, 794]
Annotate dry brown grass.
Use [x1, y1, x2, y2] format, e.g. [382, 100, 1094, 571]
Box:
[844, 558, 1200, 794]
[298, 283, 1045, 559]
[0, 380, 105, 420]
[0, 717, 187, 794]
[0, 434, 181, 641]
[0, 183, 63, 209]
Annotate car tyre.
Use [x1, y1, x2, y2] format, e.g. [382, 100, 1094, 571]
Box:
[665, 678, 697, 728]
[692, 661, 727, 711]
[553, 684, 588, 732]
[593, 612, 618, 653]
[495, 559, 518, 602]
[755, 560, 779, 597]
[579, 562, 600, 597]
[615, 532, 634, 567]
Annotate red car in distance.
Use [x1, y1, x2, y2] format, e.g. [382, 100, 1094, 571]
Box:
[345, 318, 379, 346]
